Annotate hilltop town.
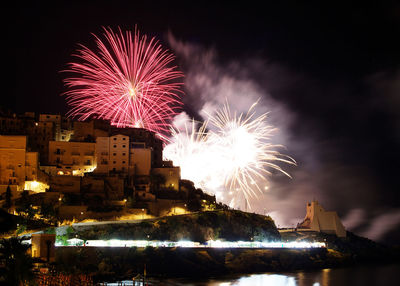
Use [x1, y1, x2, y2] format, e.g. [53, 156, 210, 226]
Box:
[0, 110, 218, 228]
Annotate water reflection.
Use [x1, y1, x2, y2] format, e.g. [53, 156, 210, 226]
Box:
[215, 274, 297, 286]
[106, 263, 400, 286]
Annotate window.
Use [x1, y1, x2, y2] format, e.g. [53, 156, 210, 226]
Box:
[122, 161, 126, 164]
[122, 145, 126, 148]
[113, 138, 117, 141]
[113, 153, 116, 156]
[122, 137, 126, 140]
[113, 145, 117, 148]
[122, 153, 126, 156]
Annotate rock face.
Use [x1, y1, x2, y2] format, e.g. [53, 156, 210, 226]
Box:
[72, 210, 281, 242]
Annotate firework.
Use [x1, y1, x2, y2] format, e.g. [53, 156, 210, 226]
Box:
[164, 101, 296, 209]
[63, 27, 183, 139]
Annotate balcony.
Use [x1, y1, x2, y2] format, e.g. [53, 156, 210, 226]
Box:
[84, 151, 94, 156]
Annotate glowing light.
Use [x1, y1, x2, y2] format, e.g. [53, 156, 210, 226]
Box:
[56, 239, 325, 249]
[63, 27, 184, 139]
[164, 101, 296, 209]
[24, 180, 49, 193]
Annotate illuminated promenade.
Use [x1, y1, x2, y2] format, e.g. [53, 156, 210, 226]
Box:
[55, 239, 326, 249]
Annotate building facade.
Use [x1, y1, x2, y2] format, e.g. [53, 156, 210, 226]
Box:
[152, 161, 181, 191]
[95, 134, 130, 174]
[297, 200, 346, 237]
[0, 135, 40, 192]
[48, 141, 96, 176]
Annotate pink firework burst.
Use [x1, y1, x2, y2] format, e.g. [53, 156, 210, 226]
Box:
[63, 27, 184, 139]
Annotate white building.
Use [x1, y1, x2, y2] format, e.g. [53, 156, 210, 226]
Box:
[297, 200, 346, 237]
[95, 135, 130, 174]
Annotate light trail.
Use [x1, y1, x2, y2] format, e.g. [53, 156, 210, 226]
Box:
[164, 101, 296, 209]
[63, 26, 184, 140]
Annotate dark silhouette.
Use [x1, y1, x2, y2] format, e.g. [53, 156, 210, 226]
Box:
[0, 237, 35, 285]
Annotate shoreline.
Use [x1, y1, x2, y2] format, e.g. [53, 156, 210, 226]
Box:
[52, 245, 399, 283]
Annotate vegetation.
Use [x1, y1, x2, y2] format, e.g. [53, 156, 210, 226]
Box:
[3, 185, 12, 210]
[0, 237, 36, 285]
[67, 210, 281, 243]
[0, 209, 51, 235]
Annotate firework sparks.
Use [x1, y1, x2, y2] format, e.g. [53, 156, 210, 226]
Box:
[164, 101, 296, 209]
[63, 27, 184, 139]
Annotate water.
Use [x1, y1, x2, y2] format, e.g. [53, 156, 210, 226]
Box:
[105, 263, 400, 286]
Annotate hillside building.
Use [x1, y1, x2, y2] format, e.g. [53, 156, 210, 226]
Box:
[297, 200, 346, 237]
[152, 161, 181, 191]
[95, 134, 130, 174]
[0, 135, 40, 192]
[48, 141, 96, 176]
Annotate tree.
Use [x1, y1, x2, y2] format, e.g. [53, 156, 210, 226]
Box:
[4, 185, 12, 210]
[0, 237, 35, 285]
[16, 190, 31, 212]
[149, 172, 166, 193]
[40, 202, 56, 222]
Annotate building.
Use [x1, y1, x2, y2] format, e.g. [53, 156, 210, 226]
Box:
[152, 161, 181, 191]
[297, 200, 346, 238]
[31, 233, 56, 262]
[95, 134, 130, 174]
[129, 143, 152, 176]
[108, 134, 130, 173]
[0, 135, 27, 189]
[48, 141, 96, 176]
[72, 119, 109, 142]
[110, 126, 163, 168]
[0, 135, 41, 192]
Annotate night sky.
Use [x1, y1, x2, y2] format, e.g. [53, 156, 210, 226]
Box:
[5, 1, 400, 244]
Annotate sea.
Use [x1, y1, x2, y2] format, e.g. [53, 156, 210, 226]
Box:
[103, 263, 400, 286]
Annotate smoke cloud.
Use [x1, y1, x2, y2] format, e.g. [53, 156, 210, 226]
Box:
[166, 33, 400, 244]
